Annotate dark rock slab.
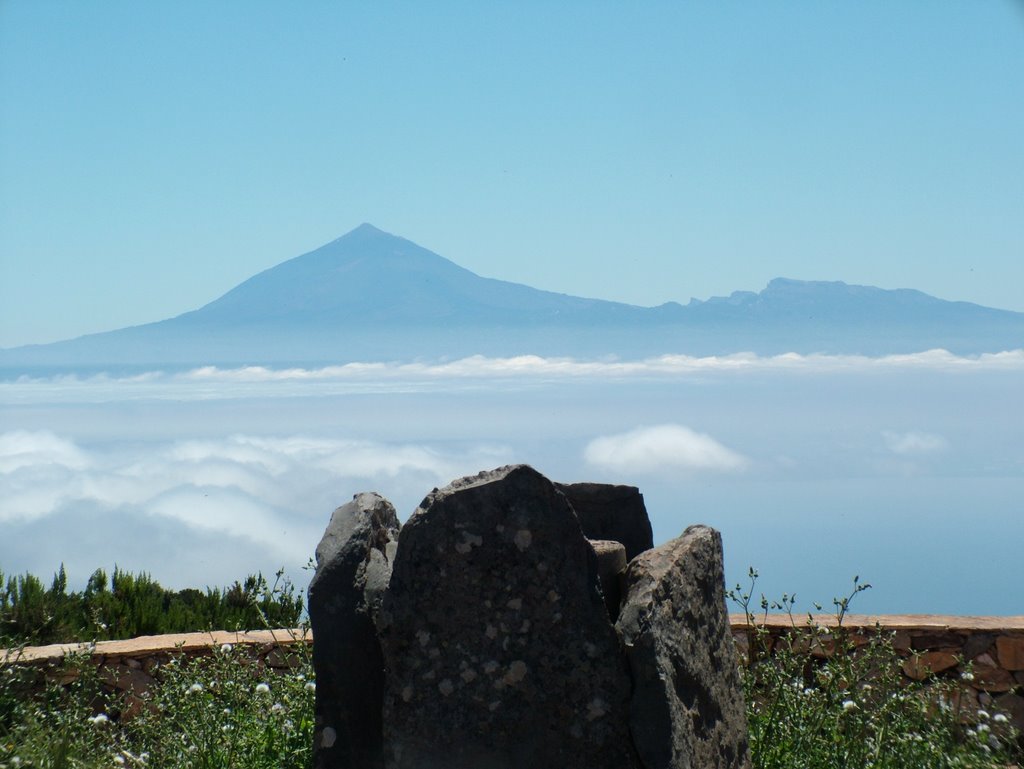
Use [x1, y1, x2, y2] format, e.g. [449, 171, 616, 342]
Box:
[379, 465, 641, 769]
[616, 525, 751, 769]
[308, 492, 401, 769]
[556, 482, 653, 561]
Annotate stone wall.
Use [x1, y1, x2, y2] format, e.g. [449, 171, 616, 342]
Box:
[730, 613, 1024, 733]
[5, 616, 1021, 732]
[1, 629, 310, 717]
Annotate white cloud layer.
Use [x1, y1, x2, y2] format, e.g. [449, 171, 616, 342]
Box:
[584, 424, 748, 475]
[0, 430, 510, 562]
[0, 430, 91, 473]
[882, 430, 950, 455]
[5, 349, 1024, 403]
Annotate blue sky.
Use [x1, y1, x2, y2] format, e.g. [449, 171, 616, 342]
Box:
[1, 2, 1022, 348]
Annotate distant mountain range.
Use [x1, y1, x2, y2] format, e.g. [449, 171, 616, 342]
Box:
[3, 223, 1023, 374]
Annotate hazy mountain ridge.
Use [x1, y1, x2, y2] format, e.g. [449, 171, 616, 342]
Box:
[3, 224, 1023, 372]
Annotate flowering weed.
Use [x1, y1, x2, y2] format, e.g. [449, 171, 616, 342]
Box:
[730, 570, 1021, 769]
[0, 641, 313, 769]
[126, 641, 313, 769]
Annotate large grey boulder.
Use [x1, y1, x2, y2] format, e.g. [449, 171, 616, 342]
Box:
[615, 525, 751, 769]
[555, 482, 654, 561]
[308, 492, 401, 769]
[378, 465, 641, 769]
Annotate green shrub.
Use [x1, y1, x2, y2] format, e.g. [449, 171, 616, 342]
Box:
[1, 566, 304, 646]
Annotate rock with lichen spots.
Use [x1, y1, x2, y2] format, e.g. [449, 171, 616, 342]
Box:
[378, 465, 641, 769]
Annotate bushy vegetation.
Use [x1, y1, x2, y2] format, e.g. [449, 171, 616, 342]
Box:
[1, 568, 1019, 768]
[0, 566, 304, 645]
[730, 570, 1021, 769]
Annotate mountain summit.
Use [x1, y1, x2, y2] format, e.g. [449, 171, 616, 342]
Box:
[183, 223, 633, 326]
[2, 224, 1022, 371]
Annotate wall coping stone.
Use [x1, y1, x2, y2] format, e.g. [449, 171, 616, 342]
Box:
[729, 614, 1024, 632]
[2, 628, 310, 665]
[4, 616, 1023, 665]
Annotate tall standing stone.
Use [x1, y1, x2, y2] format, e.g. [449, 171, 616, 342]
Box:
[378, 465, 641, 769]
[308, 492, 401, 769]
[616, 525, 751, 769]
[555, 482, 654, 561]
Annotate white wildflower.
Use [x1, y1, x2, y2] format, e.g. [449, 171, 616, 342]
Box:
[220, 643, 233, 654]
[187, 682, 203, 694]
[977, 709, 990, 720]
[993, 713, 1008, 724]
[842, 700, 857, 713]
[271, 702, 285, 713]
[89, 713, 110, 725]
[255, 682, 271, 695]
[305, 681, 316, 693]
[960, 671, 975, 682]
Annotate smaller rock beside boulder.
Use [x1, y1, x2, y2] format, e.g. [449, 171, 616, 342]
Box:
[616, 525, 751, 769]
[556, 482, 654, 561]
[588, 539, 627, 622]
[308, 492, 401, 769]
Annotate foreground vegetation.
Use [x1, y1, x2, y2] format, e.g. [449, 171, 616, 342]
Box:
[0, 566, 303, 645]
[1, 568, 1020, 768]
[730, 571, 1021, 769]
[1, 642, 314, 769]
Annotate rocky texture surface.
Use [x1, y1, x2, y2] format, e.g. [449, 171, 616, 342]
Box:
[378, 466, 640, 769]
[308, 493, 400, 769]
[555, 481, 653, 561]
[618, 525, 751, 769]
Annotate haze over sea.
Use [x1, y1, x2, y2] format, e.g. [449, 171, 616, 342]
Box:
[3, 349, 1022, 616]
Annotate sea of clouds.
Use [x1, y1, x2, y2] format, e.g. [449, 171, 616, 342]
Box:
[2, 351, 1021, 613]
